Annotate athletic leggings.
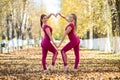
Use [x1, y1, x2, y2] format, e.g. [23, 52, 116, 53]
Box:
[41, 43, 58, 70]
[61, 40, 80, 69]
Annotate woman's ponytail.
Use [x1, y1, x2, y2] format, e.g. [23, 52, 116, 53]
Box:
[40, 14, 46, 27]
[71, 14, 77, 31]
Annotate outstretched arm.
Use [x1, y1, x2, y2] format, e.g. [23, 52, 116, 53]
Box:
[58, 27, 72, 48]
[47, 13, 55, 19]
[57, 13, 69, 22]
[45, 28, 57, 47]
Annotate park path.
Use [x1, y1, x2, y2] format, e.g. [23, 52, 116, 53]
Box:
[0, 47, 120, 80]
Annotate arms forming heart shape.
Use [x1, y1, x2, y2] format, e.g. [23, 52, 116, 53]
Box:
[52, 13, 59, 17]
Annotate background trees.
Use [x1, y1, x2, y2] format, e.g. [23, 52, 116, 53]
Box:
[58, 0, 120, 53]
[0, 0, 120, 53]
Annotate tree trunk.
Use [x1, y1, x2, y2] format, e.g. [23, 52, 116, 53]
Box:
[108, 0, 120, 53]
[88, 0, 93, 49]
[21, 0, 28, 40]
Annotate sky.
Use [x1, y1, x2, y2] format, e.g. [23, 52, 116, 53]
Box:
[33, 0, 61, 13]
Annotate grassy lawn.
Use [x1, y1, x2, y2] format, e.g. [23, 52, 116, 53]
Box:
[0, 47, 120, 80]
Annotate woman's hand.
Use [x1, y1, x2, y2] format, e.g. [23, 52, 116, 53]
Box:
[53, 42, 57, 48]
[51, 13, 56, 16]
[56, 13, 69, 22]
[57, 43, 61, 48]
[47, 13, 56, 19]
[56, 13, 61, 17]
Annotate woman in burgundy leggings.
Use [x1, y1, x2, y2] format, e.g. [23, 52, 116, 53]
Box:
[57, 13, 80, 72]
[40, 14, 58, 72]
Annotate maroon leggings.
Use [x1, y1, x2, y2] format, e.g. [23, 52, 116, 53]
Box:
[61, 41, 80, 69]
[41, 43, 58, 70]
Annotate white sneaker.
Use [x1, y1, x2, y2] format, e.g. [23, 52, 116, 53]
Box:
[72, 69, 78, 72]
[64, 66, 68, 72]
[43, 70, 49, 73]
[49, 65, 54, 72]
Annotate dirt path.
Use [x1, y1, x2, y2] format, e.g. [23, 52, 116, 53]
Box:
[0, 47, 120, 80]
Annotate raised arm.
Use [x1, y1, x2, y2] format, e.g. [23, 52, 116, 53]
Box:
[47, 13, 55, 19]
[45, 28, 57, 47]
[58, 27, 72, 47]
[57, 13, 69, 22]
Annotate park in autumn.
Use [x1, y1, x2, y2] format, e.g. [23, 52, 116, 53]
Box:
[0, 0, 120, 80]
